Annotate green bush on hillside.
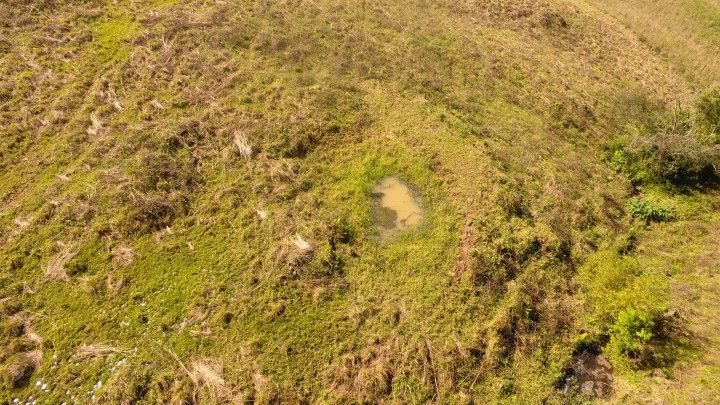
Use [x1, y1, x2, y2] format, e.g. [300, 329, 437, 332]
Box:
[608, 91, 720, 185]
[697, 87, 720, 137]
[627, 198, 674, 223]
[610, 308, 655, 357]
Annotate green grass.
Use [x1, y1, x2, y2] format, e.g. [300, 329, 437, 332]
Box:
[93, 15, 140, 63]
[587, 0, 720, 88]
[1, 0, 720, 403]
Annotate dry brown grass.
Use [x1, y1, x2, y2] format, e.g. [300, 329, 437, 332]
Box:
[251, 370, 277, 404]
[3, 353, 38, 388]
[13, 216, 32, 229]
[328, 337, 396, 400]
[106, 274, 126, 296]
[75, 343, 130, 360]
[111, 246, 136, 269]
[274, 234, 315, 274]
[45, 243, 74, 281]
[189, 358, 230, 401]
[24, 349, 42, 368]
[86, 113, 102, 136]
[160, 344, 233, 403]
[24, 328, 42, 346]
[233, 131, 253, 158]
[587, 0, 720, 87]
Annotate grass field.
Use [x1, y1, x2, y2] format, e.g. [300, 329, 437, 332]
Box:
[1, 0, 719, 403]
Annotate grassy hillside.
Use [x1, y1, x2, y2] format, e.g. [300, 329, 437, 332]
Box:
[588, 0, 720, 88]
[0, 0, 719, 403]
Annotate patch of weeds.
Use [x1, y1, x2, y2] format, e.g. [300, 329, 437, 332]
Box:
[608, 307, 686, 369]
[606, 90, 720, 186]
[697, 87, 720, 137]
[608, 87, 662, 131]
[497, 182, 531, 219]
[627, 198, 675, 223]
[576, 249, 665, 333]
[616, 228, 639, 255]
[122, 145, 199, 232]
[610, 308, 655, 357]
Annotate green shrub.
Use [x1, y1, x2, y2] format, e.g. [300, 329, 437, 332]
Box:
[626, 129, 720, 183]
[697, 87, 720, 137]
[627, 199, 674, 223]
[608, 92, 720, 185]
[610, 308, 655, 357]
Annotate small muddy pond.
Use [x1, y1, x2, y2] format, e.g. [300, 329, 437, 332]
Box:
[372, 177, 423, 237]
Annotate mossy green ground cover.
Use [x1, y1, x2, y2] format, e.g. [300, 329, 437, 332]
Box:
[1, 0, 720, 403]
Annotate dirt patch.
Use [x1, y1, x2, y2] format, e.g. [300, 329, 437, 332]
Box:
[453, 217, 479, 278]
[563, 351, 614, 398]
[372, 177, 423, 237]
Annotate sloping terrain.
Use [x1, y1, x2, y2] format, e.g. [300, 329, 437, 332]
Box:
[589, 0, 720, 88]
[0, 0, 719, 403]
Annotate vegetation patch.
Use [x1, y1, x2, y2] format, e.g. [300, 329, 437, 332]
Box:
[92, 15, 141, 63]
[627, 198, 675, 223]
[1, 0, 719, 402]
[607, 90, 720, 186]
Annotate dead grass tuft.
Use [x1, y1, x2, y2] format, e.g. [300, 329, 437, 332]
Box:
[45, 243, 74, 281]
[102, 167, 127, 184]
[275, 234, 315, 274]
[292, 234, 312, 253]
[13, 216, 32, 229]
[150, 99, 165, 110]
[3, 353, 38, 388]
[86, 113, 102, 136]
[161, 344, 232, 403]
[251, 370, 278, 404]
[25, 328, 43, 346]
[329, 338, 396, 401]
[75, 343, 130, 360]
[24, 350, 42, 368]
[111, 246, 136, 269]
[233, 132, 253, 158]
[189, 358, 230, 400]
[106, 274, 126, 296]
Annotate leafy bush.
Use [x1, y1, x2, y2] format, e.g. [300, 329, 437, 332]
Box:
[626, 128, 720, 183]
[697, 87, 720, 137]
[610, 308, 655, 357]
[627, 199, 674, 223]
[607, 91, 720, 185]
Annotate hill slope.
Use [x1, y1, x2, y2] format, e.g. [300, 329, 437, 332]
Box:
[1, 0, 719, 403]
